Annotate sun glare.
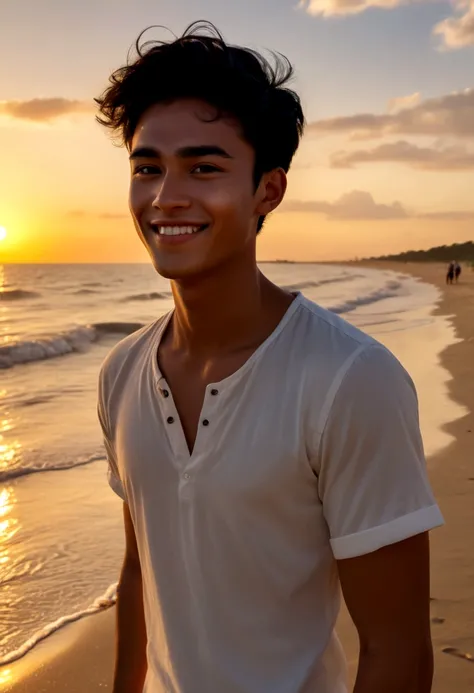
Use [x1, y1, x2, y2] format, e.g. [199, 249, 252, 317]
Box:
[0, 227, 7, 241]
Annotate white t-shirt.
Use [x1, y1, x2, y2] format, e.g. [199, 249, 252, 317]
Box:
[98, 293, 443, 693]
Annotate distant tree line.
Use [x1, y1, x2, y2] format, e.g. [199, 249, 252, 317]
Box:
[366, 241, 474, 264]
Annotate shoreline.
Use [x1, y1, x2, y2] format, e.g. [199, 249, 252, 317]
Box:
[1, 261, 473, 692]
[351, 261, 474, 691]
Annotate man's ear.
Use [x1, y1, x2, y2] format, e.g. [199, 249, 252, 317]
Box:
[255, 168, 287, 217]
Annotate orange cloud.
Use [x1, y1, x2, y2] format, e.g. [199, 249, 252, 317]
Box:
[308, 88, 474, 139]
[282, 191, 409, 219]
[330, 140, 474, 169]
[66, 210, 128, 220]
[298, 0, 413, 17]
[299, 0, 473, 50]
[281, 190, 474, 220]
[387, 93, 421, 113]
[0, 98, 94, 122]
[434, 0, 474, 49]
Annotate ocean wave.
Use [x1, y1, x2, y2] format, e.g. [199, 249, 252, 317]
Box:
[0, 289, 41, 301]
[93, 321, 145, 335]
[282, 274, 363, 293]
[72, 288, 100, 295]
[0, 582, 117, 666]
[122, 291, 171, 302]
[0, 451, 106, 483]
[0, 322, 144, 370]
[328, 281, 403, 315]
[0, 326, 98, 370]
[0, 280, 406, 370]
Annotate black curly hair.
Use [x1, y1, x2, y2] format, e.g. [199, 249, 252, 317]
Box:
[95, 21, 305, 232]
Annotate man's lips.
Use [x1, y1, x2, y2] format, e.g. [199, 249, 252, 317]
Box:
[148, 222, 210, 245]
[150, 222, 209, 236]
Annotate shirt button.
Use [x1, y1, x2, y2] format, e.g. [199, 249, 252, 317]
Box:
[210, 389, 218, 396]
[161, 389, 169, 398]
[202, 419, 210, 427]
[167, 416, 174, 424]
[183, 472, 190, 480]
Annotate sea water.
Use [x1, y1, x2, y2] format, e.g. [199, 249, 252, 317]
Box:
[0, 262, 465, 665]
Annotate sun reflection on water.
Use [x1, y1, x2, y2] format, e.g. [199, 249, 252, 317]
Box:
[0, 408, 22, 473]
[0, 487, 18, 569]
[0, 667, 12, 685]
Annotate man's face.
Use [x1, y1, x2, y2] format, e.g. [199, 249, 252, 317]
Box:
[128, 99, 284, 280]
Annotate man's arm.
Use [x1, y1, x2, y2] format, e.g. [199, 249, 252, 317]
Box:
[338, 532, 434, 693]
[112, 502, 148, 693]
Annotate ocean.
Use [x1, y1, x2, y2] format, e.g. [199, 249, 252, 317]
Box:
[0, 262, 466, 666]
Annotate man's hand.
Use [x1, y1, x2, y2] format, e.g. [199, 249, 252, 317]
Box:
[338, 532, 434, 693]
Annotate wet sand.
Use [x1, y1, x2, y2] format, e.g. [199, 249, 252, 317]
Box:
[1, 261, 473, 692]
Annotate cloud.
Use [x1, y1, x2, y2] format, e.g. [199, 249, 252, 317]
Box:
[387, 93, 421, 113]
[418, 210, 474, 219]
[434, 0, 474, 49]
[98, 212, 129, 220]
[281, 190, 474, 220]
[330, 140, 474, 169]
[308, 88, 474, 139]
[0, 98, 94, 122]
[299, 0, 474, 49]
[66, 210, 128, 220]
[66, 210, 87, 219]
[282, 190, 409, 219]
[298, 0, 413, 17]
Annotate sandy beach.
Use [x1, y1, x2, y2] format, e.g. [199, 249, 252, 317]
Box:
[1, 261, 473, 693]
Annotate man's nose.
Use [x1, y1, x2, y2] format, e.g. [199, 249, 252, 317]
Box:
[152, 173, 191, 212]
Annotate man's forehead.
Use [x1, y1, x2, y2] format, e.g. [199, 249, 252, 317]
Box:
[132, 101, 243, 148]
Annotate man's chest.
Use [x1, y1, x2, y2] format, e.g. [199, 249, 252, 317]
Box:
[157, 347, 258, 455]
[111, 367, 319, 512]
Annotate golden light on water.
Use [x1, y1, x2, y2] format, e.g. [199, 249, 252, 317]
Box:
[0, 487, 18, 571]
[0, 227, 7, 242]
[0, 668, 12, 685]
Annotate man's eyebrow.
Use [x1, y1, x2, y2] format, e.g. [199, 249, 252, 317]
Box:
[129, 146, 160, 160]
[129, 145, 233, 160]
[177, 145, 233, 159]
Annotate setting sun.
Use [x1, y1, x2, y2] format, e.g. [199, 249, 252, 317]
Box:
[0, 227, 7, 242]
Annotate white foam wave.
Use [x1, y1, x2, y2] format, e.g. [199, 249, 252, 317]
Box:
[0, 326, 97, 369]
[122, 291, 171, 302]
[0, 322, 144, 370]
[282, 274, 363, 293]
[0, 582, 118, 666]
[328, 281, 403, 315]
[0, 451, 106, 484]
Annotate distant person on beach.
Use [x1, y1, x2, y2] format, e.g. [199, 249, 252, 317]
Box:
[454, 261, 461, 283]
[96, 22, 443, 693]
[447, 261, 455, 284]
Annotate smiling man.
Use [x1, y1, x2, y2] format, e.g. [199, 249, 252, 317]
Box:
[96, 21, 443, 693]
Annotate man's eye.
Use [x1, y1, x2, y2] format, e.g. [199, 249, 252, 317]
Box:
[135, 165, 160, 175]
[193, 164, 220, 174]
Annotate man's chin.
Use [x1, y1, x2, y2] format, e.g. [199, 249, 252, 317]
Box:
[149, 253, 209, 281]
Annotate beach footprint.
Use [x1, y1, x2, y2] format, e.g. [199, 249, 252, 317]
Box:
[442, 647, 474, 663]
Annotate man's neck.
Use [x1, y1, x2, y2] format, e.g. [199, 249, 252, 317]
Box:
[167, 259, 293, 357]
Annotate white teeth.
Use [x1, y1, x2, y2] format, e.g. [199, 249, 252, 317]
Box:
[157, 226, 201, 236]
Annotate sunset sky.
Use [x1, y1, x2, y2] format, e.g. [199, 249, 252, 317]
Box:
[1, 0, 474, 262]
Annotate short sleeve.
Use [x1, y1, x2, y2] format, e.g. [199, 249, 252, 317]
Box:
[317, 344, 444, 560]
[97, 369, 127, 502]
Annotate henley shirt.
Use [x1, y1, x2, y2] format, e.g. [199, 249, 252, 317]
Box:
[98, 292, 443, 693]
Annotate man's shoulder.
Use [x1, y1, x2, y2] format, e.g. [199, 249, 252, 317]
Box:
[99, 312, 169, 387]
[292, 295, 407, 383]
[295, 295, 375, 352]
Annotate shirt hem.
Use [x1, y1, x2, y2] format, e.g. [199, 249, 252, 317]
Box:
[108, 468, 127, 502]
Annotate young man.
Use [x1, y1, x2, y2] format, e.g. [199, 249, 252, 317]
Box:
[96, 22, 443, 693]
